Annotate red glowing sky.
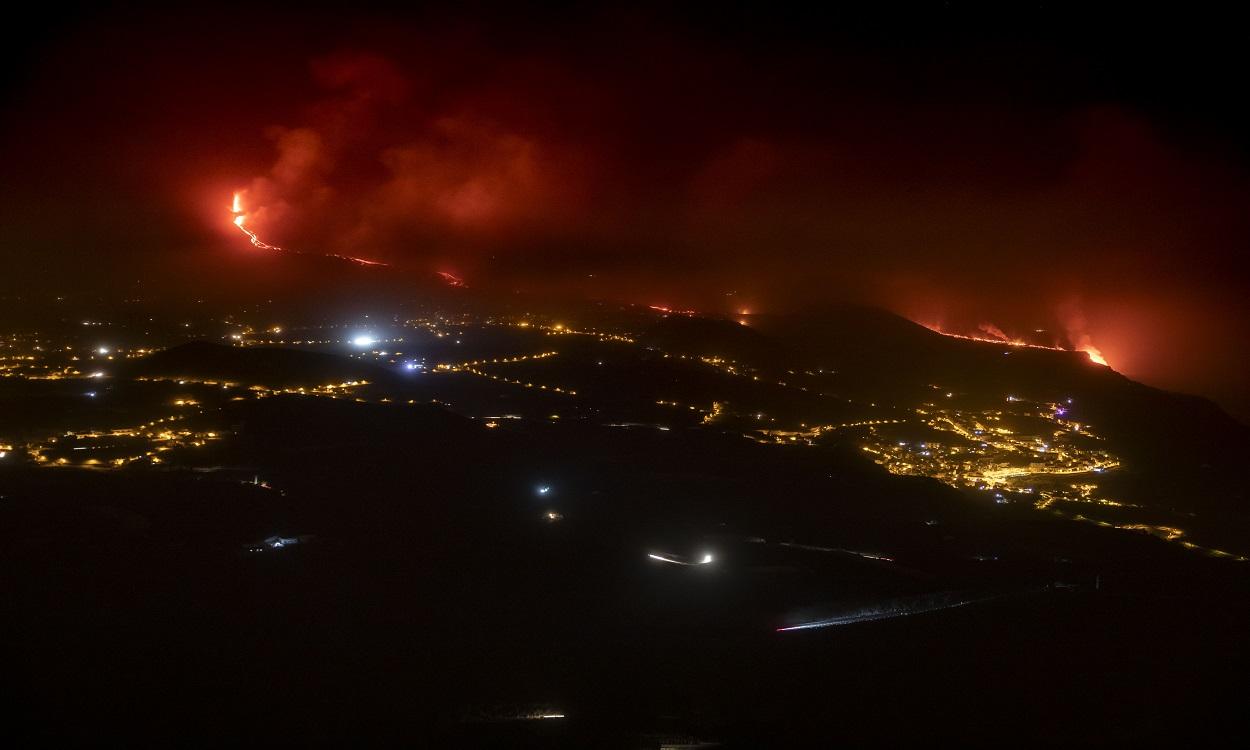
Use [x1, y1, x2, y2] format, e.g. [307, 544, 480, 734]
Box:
[2, 4, 1249, 416]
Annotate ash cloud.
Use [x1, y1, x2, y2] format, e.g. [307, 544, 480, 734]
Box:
[233, 52, 587, 271]
[3, 5, 1249, 415]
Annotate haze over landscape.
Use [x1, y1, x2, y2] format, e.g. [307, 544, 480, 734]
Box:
[3, 3, 1250, 746]
[4, 2, 1250, 417]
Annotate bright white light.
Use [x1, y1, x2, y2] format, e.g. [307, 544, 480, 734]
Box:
[649, 551, 715, 566]
[352, 335, 376, 347]
[537, 485, 551, 495]
[84, 391, 97, 398]
[650, 553, 686, 565]
[404, 362, 420, 371]
[97, 346, 110, 355]
[265, 535, 298, 549]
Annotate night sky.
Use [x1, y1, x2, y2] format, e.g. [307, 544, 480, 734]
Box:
[3, 3, 1249, 416]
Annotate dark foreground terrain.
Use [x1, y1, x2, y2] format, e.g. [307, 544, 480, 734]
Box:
[4, 396, 1248, 746]
[3, 304, 1248, 746]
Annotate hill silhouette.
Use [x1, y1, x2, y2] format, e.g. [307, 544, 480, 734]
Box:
[119, 340, 402, 390]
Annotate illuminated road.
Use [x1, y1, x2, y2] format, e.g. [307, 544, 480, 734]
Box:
[776, 590, 1009, 632]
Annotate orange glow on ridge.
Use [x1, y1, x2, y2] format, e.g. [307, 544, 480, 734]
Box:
[227, 191, 387, 266]
[919, 320, 1111, 367]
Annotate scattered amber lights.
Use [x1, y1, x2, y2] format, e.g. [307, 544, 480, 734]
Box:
[2, 312, 1238, 562]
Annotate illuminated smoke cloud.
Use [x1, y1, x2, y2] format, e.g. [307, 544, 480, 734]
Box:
[232, 52, 577, 268]
[235, 127, 331, 238]
[372, 118, 549, 229]
[216, 48, 1228, 390]
[1057, 298, 1109, 366]
[230, 53, 407, 253]
[976, 322, 1012, 342]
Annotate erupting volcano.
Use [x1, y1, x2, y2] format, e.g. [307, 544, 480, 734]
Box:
[230, 192, 281, 251]
[228, 192, 387, 267]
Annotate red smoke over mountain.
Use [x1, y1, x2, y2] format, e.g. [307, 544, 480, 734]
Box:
[2, 5, 1249, 416]
[227, 51, 590, 276]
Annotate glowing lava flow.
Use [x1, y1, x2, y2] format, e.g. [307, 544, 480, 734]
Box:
[648, 304, 700, 316]
[436, 271, 467, 288]
[230, 193, 280, 251]
[229, 192, 387, 267]
[919, 321, 1109, 366]
[1082, 345, 1109, 366]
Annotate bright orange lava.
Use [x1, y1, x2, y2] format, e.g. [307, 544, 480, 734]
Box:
[230, 192, 280, 250]
[1081, 346, 1109, 366]
[228, 192, 386, 267]
[436, 271, 467, 288]
[919, 321, 1110, 367]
